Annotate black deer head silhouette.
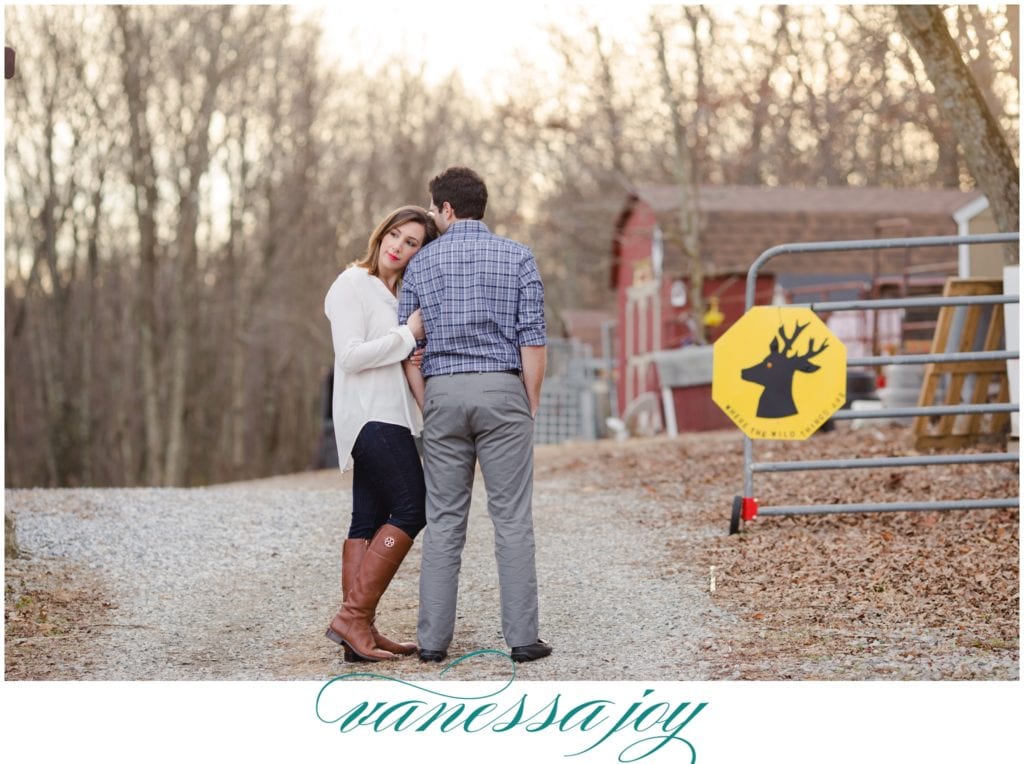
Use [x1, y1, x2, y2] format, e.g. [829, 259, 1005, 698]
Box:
[741, 321, 829, 418]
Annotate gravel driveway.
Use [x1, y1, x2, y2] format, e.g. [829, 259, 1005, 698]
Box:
[4, 449, 734, 682]
[5, 429, 1017, 682]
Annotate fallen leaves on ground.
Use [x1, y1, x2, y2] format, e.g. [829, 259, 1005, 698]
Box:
[535, 424, 1019, 680]
[4, 559, 115, 680]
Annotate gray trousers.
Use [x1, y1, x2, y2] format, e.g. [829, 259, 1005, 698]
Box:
[416, 371, 540, 650]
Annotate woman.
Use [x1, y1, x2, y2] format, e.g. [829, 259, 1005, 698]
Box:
[323, 205, 438, 662]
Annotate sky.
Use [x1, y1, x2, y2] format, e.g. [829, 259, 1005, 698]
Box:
[302, 0, 663, 98]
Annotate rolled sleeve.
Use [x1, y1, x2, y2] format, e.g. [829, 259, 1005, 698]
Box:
[515, 254, 546, 346]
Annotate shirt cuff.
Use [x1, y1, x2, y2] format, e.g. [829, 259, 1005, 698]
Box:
[517, 328, 547, 346]
[393, 324, 416, 353]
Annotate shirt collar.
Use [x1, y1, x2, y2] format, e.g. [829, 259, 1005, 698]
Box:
[446, 219, 489, 236]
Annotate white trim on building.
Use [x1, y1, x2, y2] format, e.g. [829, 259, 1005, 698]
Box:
[952, 195, 990, 277]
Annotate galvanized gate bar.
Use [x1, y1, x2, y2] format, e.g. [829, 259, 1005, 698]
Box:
[847, 350, 1017, 366]
[730, 231, 1020, 533]
[830, 402, 1018, 419]
[752, 452, 1018, 473]
[759, 499, 1020, 516]
[744, 232, 1020, 308]
[809, 294, 1015, 311]
[743, 438, 755, 499]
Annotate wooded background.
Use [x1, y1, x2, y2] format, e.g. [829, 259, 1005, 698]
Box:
[4, 5, 1018, 487]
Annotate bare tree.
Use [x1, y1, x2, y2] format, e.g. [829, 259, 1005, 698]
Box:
[5, 5, 1020, 487]
[736, 9, 786, 185]
[113, 5, 164, 484]
[1008, 5, 1020, 89]
[897, 5, 1019, 263]
[162, 6, 275, 484]
[650, 9, 706, 343]
[5, 6, 117, 484]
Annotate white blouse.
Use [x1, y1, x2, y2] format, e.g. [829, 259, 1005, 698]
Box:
[325, 265, 421, 472]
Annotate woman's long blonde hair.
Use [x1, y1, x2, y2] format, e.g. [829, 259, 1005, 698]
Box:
[355, 205, 438, 277]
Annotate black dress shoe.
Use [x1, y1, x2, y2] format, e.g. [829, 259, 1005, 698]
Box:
[418, 649, 448, 663]
[510, 639, 552, 663]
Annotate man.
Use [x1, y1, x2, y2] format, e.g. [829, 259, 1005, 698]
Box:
[398, 166, 551, 664]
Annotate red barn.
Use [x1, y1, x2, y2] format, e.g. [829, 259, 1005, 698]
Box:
[611, 184, 992, 432]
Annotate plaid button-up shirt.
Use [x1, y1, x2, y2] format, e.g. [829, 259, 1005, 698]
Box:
[398, 219, 546, 378]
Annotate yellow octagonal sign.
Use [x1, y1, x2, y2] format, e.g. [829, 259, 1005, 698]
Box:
[713, 306, 847, 440]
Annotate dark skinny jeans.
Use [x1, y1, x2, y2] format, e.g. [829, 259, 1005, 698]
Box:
[348, 420, 426, 541]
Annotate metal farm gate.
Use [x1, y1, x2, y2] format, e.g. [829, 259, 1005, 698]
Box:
[730, 232, 1020, 534]
[534, 338, 606, 445]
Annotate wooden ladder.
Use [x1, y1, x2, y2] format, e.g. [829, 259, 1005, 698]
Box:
[913, 278, 1010, 449]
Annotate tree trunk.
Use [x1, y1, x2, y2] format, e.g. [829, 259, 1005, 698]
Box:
[225, 113, 251, 478]
[5, 509, 20, 559]
[651, 13, 706, 343]
[80, 182, 104, 485]
[164, 12, 232, 485]
[1008, 5, 1020, 90]
[115, 268, 139, 485]
[29, 315, 59, 485]
[115, 6, 164, 484]
[898, 5, 1019, 263]
[684, 7, 711, 183]
[163, 199, 194, 486]
[931, 120, 963, 187]
[741, 66, 775, 185]
[38, 93, 82, 484]
[592, 25, 625, 178]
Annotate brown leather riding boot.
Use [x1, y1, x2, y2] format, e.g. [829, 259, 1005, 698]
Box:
[326, 524, 414, 661]
[337, 538, 370, 663]
[337, 538, 416, 660]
